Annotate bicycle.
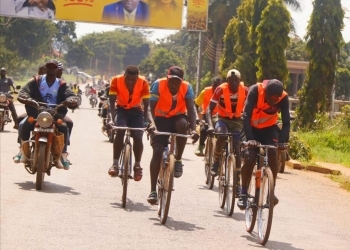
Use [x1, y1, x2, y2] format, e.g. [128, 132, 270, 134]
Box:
[213, 132, 241, 216]
[204, 134, 216, 189]
[110, 126, 145, 208]
[153, 131, 193, 224]
[242, 142, 278, 245]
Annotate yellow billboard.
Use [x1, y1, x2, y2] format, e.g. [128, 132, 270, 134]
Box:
[186, 0, 208, 31]
[0, 0, 184, 29]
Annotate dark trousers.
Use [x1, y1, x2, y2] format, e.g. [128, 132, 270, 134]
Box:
[8, 100, 18, 124]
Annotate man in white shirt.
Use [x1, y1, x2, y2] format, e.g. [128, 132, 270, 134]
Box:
[102, 0, 149, 26]
[13, 0, 55, 19]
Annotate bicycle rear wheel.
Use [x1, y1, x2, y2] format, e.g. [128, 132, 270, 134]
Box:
[257, 167, 275, 245]
[278, 151, 286, 173]
[159, 154, 175, 224]
[121, 144, 131, 208]
[218, 153, 227, 209]
[245, 165, 257, 232]
[224, 154, 235, 215]
[205, 138, 215, 189]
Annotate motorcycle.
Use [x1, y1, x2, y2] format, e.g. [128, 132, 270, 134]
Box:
[72, 93, 82, 113]
[99, 95, 114, 143]
[0, 91, 16, 131]
[17, 97, 71, 190]
[90, 94, 97, 108]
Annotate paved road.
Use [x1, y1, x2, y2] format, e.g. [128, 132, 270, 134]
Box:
[1, 100, 350, 250]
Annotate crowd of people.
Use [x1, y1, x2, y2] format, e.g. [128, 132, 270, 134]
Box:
[2, 61, 290, 209]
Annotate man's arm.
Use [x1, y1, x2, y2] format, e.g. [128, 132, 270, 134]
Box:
[109, 95, 116, 122]
[194, 90, 205, 120]
[9, 78, 16, 92]
[185, 98, 196, 131]
[149, 100, 157, 121]
[206, 101, 217, 128]
[242, 85, 259, 141]
[142, 98, 150, 124]
[279, 96, 291, 143]
[18, 78, 34, 101]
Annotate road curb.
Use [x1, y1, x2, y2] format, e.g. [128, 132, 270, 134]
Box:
[286, 160, 342, 175]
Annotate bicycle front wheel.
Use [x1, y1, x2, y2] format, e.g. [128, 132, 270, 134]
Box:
[257, 167, 275, 245]
[245, 165, 257, 232]
[205, 138, 215, 189]
[218, 154, 227, 209]
[228, 154, 237, 216]
[159, 154, 175, 224]
[121, 144, 131, 208]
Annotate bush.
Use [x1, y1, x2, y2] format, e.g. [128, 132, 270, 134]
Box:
[288, 132, 312, 161]
[341, 105, 350, 128]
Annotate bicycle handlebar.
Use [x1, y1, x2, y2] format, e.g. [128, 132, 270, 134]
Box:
[241, 141, 277, 149]
[153, 130, 193, 138]
[111, 126, 146, 131]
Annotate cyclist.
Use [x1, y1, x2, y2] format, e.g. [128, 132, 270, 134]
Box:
[194, 76, 223, 156]
[207, 69, 248, 181]
[237, 79, 290, 209]
[146, 66, 199, 204]
[107, 65, 150, 181]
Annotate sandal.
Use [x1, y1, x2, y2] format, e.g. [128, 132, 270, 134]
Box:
[133, 165, 143, 182]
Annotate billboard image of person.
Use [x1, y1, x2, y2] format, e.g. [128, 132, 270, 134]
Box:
[149, 0, 182, 29]
[1, 0, 56, 19]
[102, 0, 149, 25]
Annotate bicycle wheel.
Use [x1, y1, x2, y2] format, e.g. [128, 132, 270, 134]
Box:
[205, 138, 215, 189]
[224, 154, 234, 215]
[36, 143, 46, 190]
[121, 144, 131, 208]
[278, 151, 286, 173]
[257, 167, 275, 245]
[159, 154, 175, 224]
[157, 159, 165, 216]
[228, 154, 237, 216]
[218, 153, 227, 208]
[245, 165, 257, 232]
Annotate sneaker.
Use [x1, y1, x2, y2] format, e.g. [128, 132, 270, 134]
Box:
[133, 165, 143, 182]
[13, 152, 22, 163]
[108, 164, 119, 177]
[237, 194, 248, 210]
[147, 191, 158, 205]
[194, 145, 205, 156]
[274, 195, 279, 206]
[174, 161, 184, 178]
[13, 123, 18, 130]
[210, 161, 220, 176]
[235, 185, 242, 197]
[61, 153, 70, 170]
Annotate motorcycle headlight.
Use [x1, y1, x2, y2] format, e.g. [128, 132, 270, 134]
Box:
[37, 112, 53, 128]
[0, 94, 6, 102]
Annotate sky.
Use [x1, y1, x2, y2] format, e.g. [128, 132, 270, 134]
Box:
[74, 0, 350, 42]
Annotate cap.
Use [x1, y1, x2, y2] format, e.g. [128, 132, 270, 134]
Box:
[227, 69, 241, 78]
[46, 60, 59, 68]
[265, 79, 284, 99]
[167, 66, 184, 80]
[0, 67, 6, 71]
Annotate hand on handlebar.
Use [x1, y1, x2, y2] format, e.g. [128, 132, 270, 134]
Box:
[247, 140, 260, 147]
[276, 143, 289, 150]
[190, 130, 199, 144]
[206, 126, 214, 136]
[146, 123, 156, 135]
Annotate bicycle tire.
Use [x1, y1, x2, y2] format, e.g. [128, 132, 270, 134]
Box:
[219, 153, 227, 209]
[278, 151, 286, 173]
[245, 165, 257, 232]
[160, 154, 175, 224]
[157, 160, 165, 216]
[36, 143, 46, 190]
[257, 167, 275, 245]
[121, 144, 131, 208]
[228, 154, 237, 216]
[223, 154, 234, 215]
[205, 138, 215, 189]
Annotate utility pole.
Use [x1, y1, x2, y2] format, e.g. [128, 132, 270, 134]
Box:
[195, 32, 204, 97]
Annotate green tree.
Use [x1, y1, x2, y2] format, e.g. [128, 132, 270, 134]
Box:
[53, 21, 77, 54]
[256, 0, 291, 83]
[296, 0, 344, 129]
[286, 37, 308, 61]
[65, 40, 94, 70]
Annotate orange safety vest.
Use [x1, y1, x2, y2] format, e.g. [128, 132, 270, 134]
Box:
[115, 75, 145, 109]
[251, 81, 288, 128]
[216, 82, 246, 119]
[202, 87, 218, 115]
[155, 78, 188, 118]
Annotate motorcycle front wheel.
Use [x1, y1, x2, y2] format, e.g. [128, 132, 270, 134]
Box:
[36, 143, 46, 190]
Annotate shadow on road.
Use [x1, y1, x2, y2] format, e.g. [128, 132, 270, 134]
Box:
[14, 181, 81, 195]
[149, 217, 205, 231]
[241, 234, 304, 250]
[110, 201, 152, 212]
[213, 210, 245, 221]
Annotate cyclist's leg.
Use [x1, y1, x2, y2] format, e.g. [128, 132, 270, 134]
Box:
[8, 100, 18, 128]
[173, 115, 189, 178]
[211, 118, 228, 174]
[129, 108, 144, 181]
[195, 115, 207, 156]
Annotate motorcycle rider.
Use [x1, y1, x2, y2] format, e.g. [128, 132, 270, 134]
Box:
[0, 67, 18, 129]
[17, 60, 77, 170]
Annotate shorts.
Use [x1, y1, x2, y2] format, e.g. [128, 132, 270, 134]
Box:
[251, 125, 279, 145]
[114, 107, 144, 135]
[215, 116, 242, 133]
[151, 114, 188, 147]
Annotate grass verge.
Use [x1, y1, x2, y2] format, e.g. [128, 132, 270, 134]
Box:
[328, 175, 350, 192]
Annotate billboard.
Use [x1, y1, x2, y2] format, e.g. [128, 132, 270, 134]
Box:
[0, 0, 197, 30]
[186, 0, 209, 31]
